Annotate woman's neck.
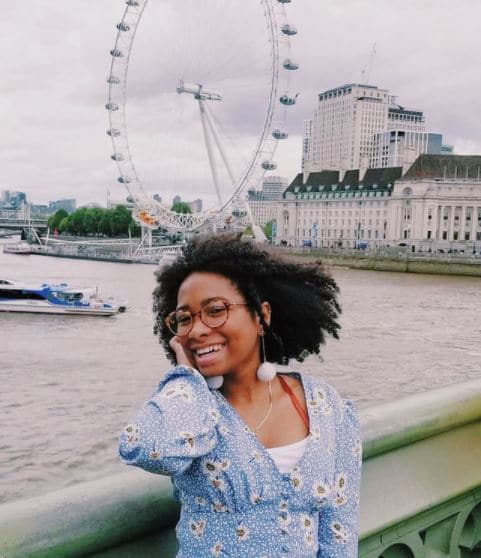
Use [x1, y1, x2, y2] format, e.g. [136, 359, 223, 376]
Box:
[220, 366, 270, 404]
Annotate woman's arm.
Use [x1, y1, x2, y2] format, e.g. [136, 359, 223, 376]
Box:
[318, 396, 362, 557]
[119, 365, 220, 476]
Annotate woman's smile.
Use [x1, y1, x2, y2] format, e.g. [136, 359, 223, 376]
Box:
[191, 343, 226, 368]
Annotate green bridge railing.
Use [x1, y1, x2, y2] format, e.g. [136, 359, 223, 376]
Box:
[1, 379, 480, 557]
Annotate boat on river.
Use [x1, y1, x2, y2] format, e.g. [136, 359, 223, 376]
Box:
[0, 279, 126, 316]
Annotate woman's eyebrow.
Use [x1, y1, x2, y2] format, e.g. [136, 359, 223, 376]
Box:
[175, 297, 225, 311]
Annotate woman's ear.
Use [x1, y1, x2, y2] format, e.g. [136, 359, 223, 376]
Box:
[260, 301, 271, 327]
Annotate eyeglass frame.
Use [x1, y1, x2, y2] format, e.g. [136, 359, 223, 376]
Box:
[165, 297, 249, 336]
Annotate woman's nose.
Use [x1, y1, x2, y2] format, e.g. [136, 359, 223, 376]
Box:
[188, 313, 211, 337]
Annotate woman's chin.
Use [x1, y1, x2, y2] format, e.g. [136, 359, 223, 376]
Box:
[199, 367, 223, 378]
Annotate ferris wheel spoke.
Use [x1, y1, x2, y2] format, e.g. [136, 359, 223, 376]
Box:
[201, 102, 238, 192]
[198, 100, 223, 206]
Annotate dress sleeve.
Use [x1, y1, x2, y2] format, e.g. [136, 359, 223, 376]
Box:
[318, 394, 362, 557]
[118, 365, 220, 476]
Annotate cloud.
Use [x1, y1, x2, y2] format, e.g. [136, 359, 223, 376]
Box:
[1, 0, 479, 207]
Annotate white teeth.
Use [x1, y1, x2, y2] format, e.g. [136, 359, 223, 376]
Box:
[195, 344, 223, 356]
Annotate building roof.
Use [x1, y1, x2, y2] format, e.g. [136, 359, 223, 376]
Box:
[389, 106, 424, 118]
[305, 170, 340, 187]
[341, 170, 360, 185]
[402, 154, 481, 181]
[362, 167, 403, 186]
[285, 167, 402, 196]
[320, 83, 379, 96]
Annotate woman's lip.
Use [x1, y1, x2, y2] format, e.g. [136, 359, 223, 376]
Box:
[194, 345, 225, 367]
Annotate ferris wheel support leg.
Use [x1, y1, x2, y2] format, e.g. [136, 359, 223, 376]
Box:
[134, 226, 152, 257]
[202, 102, 238, 192]
[198, 100, 223, 206]
[242, 198, 267, 243]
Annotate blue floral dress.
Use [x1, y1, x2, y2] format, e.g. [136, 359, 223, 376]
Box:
[119, 366, 362, 557]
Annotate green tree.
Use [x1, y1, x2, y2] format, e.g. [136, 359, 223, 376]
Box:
[171, 202, 192, 214]
[58, 216, 69, 234]
[48, 209, 69, 231]
[83, 207, 104, 236]
[129, 218, 141, 237]
[99, 211, 112, 237]
[263, 221, 274, 241]
[67, 208, 88, 235]
[110, 205, 131, 236]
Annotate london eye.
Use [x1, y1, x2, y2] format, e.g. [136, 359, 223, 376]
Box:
[106, 0, 299, 237]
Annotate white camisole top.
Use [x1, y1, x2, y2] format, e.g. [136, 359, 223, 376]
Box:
[266, 436, 309, 474]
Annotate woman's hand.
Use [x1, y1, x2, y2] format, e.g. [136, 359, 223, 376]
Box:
[169, 336, 196, 368]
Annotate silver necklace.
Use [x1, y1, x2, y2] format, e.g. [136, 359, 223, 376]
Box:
[251, 380, 273, 433]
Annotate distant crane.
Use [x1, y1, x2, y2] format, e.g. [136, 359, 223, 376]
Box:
[360, 43, 376, 84]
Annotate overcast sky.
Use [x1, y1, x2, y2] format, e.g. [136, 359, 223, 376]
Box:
[2, 0, 480, 207]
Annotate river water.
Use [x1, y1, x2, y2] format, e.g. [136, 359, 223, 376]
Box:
[1, 240, 480, 503]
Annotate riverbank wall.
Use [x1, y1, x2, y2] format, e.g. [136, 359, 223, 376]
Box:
[10, 240, 481, 276]
[29, 249, 134, 264]
[293, 251, 481, 277]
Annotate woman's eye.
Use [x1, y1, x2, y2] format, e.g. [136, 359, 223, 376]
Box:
[176, 314, 191, 325]
[206, 305, 226, 316]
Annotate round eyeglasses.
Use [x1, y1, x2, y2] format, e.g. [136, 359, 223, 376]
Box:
[165, 298, 248, 336]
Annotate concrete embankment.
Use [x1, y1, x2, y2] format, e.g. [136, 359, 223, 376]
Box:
[29, 249, 134, 264]
[293, 252, 481, 278]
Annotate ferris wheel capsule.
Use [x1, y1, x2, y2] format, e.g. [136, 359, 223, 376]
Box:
[283, 59, 299, 70]
[272, 129, 288, 140]
[126, 1, 141, 6]
[261, 160, 277, 171]
[281, 24, 297, 36]
[277, 0, 291, 3]
[107, 75, 121, 84]
[280, 94, 297, 106]
[118, 176, 132, 184]
[111, 153, 125, 161]
[110, 49, 123, 58]
[106, 128, 121, 137]
[116, 22, 130, 31]
[105, 102, 119, 111]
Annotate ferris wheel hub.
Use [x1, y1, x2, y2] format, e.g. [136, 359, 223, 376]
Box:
[176, 80, 223, 102]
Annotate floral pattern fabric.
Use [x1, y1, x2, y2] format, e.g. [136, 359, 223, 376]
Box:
[119, 366, 362, 557]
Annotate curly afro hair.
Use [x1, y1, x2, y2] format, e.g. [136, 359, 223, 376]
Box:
[153, 233, 341, 365]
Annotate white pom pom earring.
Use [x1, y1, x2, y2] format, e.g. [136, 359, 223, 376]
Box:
[256, 329, 277, 382]
[206, 375, 224, 389]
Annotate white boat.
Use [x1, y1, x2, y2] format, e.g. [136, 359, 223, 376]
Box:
[0, 279, 125, 316]
[3, 243, 31, 255]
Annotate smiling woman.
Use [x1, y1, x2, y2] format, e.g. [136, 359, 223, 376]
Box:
[119, 233, 362, 557]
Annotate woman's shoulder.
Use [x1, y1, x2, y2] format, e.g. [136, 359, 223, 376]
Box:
[296, 372, 360, 426]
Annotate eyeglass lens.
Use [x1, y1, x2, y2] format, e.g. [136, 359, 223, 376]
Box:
[168, 299, 229, 335]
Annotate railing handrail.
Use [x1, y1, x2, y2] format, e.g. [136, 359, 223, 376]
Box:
[1, 379, 481, 557]
[361, 378, 481, 459]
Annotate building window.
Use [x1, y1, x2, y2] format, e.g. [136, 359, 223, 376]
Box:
[465, 232, 471, 241]
[427, 231, 432, 239]
[442, 231, 448, 240]
[453, 231, 459, 240]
